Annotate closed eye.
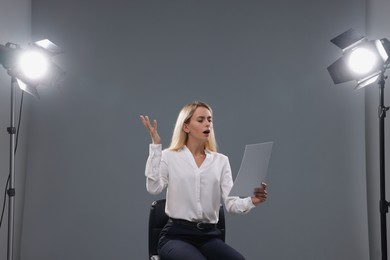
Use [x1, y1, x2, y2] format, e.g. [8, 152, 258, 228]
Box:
[196, 116, 212, 123]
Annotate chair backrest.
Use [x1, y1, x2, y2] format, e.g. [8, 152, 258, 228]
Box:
[148, 199, 226, 260]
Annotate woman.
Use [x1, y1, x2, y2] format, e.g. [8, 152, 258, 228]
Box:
[140, 101, 267, 260]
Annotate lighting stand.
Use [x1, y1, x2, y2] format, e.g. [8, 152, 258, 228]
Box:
[378, 72, 390, 260]
[0, 39, 62, 260]
[6, 77, 17, 260]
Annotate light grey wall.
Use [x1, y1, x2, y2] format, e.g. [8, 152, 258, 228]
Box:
[366, 0, 390, 259]
[0, 0, 31, 260]
[19, 1, 369, 259]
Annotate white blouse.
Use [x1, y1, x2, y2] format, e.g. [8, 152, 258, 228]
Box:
[145, 144, 255, 223]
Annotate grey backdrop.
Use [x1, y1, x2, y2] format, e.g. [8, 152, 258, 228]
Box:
[0, 0, 376, 259]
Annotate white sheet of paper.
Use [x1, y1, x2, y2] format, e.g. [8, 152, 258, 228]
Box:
[229, 142, 273, 197]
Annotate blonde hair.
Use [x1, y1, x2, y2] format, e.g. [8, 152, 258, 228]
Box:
[168, 101, 217, 152]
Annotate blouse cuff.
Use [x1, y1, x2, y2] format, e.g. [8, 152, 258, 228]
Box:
[149, 143, 162, 154]
[146, 144, 162, 179]
[243, 197, 256, 213]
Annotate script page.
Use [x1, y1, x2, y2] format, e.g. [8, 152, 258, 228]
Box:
[229, 142, 273, 197]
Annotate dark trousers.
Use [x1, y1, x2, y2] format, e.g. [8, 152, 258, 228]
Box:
[158, 219, 245, 260]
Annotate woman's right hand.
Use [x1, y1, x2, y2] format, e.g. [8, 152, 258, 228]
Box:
[140, 115, 161, 144]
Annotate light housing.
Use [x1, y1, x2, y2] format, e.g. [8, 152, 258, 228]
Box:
[0, 39, 65, 98]
[327, 29, 390, 89]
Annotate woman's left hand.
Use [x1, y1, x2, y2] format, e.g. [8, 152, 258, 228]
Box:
[251, 182, 268, 206]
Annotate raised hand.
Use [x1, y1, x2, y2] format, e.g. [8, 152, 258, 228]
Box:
[140, 115, 161, 144]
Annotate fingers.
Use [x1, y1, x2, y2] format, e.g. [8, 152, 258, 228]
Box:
[140, 115, 150, 128]
[253, 182, 268, 203]
[253, 182, 267, 193]
[153, 118, 157, 131]
[253, 188, 267, 198]
[140, 115, 157, 131]
[140, 115, 161, 144]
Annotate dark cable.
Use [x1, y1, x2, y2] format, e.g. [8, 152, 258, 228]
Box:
[15, 91, 24, 153]
[0, 176, 10, 228]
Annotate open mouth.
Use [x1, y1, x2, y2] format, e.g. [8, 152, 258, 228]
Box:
[203, 130, 210, 134]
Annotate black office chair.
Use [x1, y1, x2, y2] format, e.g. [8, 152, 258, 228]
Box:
[148, 199, 226, 260]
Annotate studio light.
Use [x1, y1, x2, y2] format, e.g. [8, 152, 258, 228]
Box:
[0, 39, 65, 98]
[327, 28, 390, 89]
[348, 46, 378, 74]
[18, 50, 49, 80]
[328, 29, 390, 260]
[0, 39, 64, 260]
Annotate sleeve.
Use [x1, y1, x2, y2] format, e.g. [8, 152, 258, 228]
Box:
[220, 156, 255, 214]
[145, 144, 169, 194]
